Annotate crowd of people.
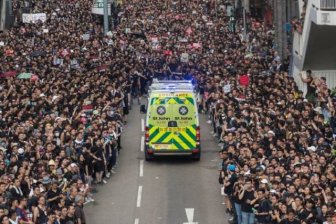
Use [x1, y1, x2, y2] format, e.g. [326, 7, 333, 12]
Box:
[0, 0, 132, 223]
[215, 70, 336, 224]
[210, 13, 336, 224]
[0, 0, 335, 223]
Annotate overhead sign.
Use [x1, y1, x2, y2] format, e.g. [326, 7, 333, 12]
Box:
[92, 0, 111, 15]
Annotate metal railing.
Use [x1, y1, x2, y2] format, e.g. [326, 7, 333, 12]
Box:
[320, 0, 336, 10]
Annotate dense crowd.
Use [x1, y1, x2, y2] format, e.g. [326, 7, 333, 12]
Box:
[0, 0, 335, 223]
[0, 0, 130, 223]
[216, 70, 336, 224]
[211, 3, 336, 223]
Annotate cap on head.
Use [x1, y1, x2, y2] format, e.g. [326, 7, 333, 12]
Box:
[228, 164, 236, 172]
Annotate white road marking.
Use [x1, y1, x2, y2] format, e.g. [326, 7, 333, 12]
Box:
[183, 208, 198, 224]
[141, 118, 144, 132]
[139, 160, 144, 177]
[134, 218, 139, 224]
[136, 186, 143, 207]
[140, 136, 144, 152]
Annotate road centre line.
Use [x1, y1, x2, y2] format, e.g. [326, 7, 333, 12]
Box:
[134, 218, 139, 224]
[140, 136, 144, 152]
[141, 118, 144, 132]
[136, 186, 143, 207]
[140, 160, 144, 177]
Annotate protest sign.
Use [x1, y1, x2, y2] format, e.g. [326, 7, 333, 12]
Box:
[81, 34, 90, 41]
[181, 53, 189, 62]
[150, 36, 159, 43]
[223, 84, 231, 93]
[178, 37, 188, 42]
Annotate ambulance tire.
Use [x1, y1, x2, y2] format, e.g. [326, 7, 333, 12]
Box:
[145, 149, 154, 161]
[192, 152, 201, 161]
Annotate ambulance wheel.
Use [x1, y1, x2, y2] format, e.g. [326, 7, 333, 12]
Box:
[192, 152, 201, 161]
[145, 150, 154, 161]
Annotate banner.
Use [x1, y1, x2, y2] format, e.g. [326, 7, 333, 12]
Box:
[22, 13, 47, 23]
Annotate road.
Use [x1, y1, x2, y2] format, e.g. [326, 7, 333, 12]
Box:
[84, 102, 229, 224]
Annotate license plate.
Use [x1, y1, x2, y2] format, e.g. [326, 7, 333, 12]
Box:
[159, 127, 186, 132]
[153, 144, 171, 149]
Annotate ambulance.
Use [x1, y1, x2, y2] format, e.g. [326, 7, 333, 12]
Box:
[143, 80, 200, 161]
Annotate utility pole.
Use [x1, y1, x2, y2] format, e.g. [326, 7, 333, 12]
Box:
[274, 0, 288, 59]
[103, 0, 109, 34]
[215, 0, 217, 20]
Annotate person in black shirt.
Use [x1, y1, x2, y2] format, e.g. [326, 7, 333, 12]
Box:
[10, 179, 23, 200]
[255, 189, 272, 224]
[224, 164, 238, 214]
[64, 205, 79, 224]
[47, 211, 57, 224]
[91, 139, 105, 184]
[27, 186, 40, 212]
[33, 196, 48, 224]
[46, 180, 61, 210]
[59, 207, 68, 224]
[239, 178, 257, 224]
[279, 209, 300, 224]
[297, 198, 316, 223]
[65, 187, 77, 207]
[232, 175, 244, 224]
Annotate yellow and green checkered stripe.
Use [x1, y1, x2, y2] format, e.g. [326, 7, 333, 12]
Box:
[150, 97, 195, 105]
[148, 124, 197, 150]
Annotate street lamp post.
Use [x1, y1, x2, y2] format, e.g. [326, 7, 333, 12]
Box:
[103, 0, 109, 34]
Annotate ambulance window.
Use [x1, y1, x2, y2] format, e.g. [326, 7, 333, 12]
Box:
[168, 121, 177, 127]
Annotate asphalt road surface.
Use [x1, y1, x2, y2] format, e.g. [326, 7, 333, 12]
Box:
[84, 102, 229, 224]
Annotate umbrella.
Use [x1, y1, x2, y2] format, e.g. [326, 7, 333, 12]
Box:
[17, 73, 33, 79]
[30, 74, 39, 81]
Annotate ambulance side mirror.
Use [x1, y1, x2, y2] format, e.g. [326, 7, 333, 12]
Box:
[140, 105, 147, 113]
